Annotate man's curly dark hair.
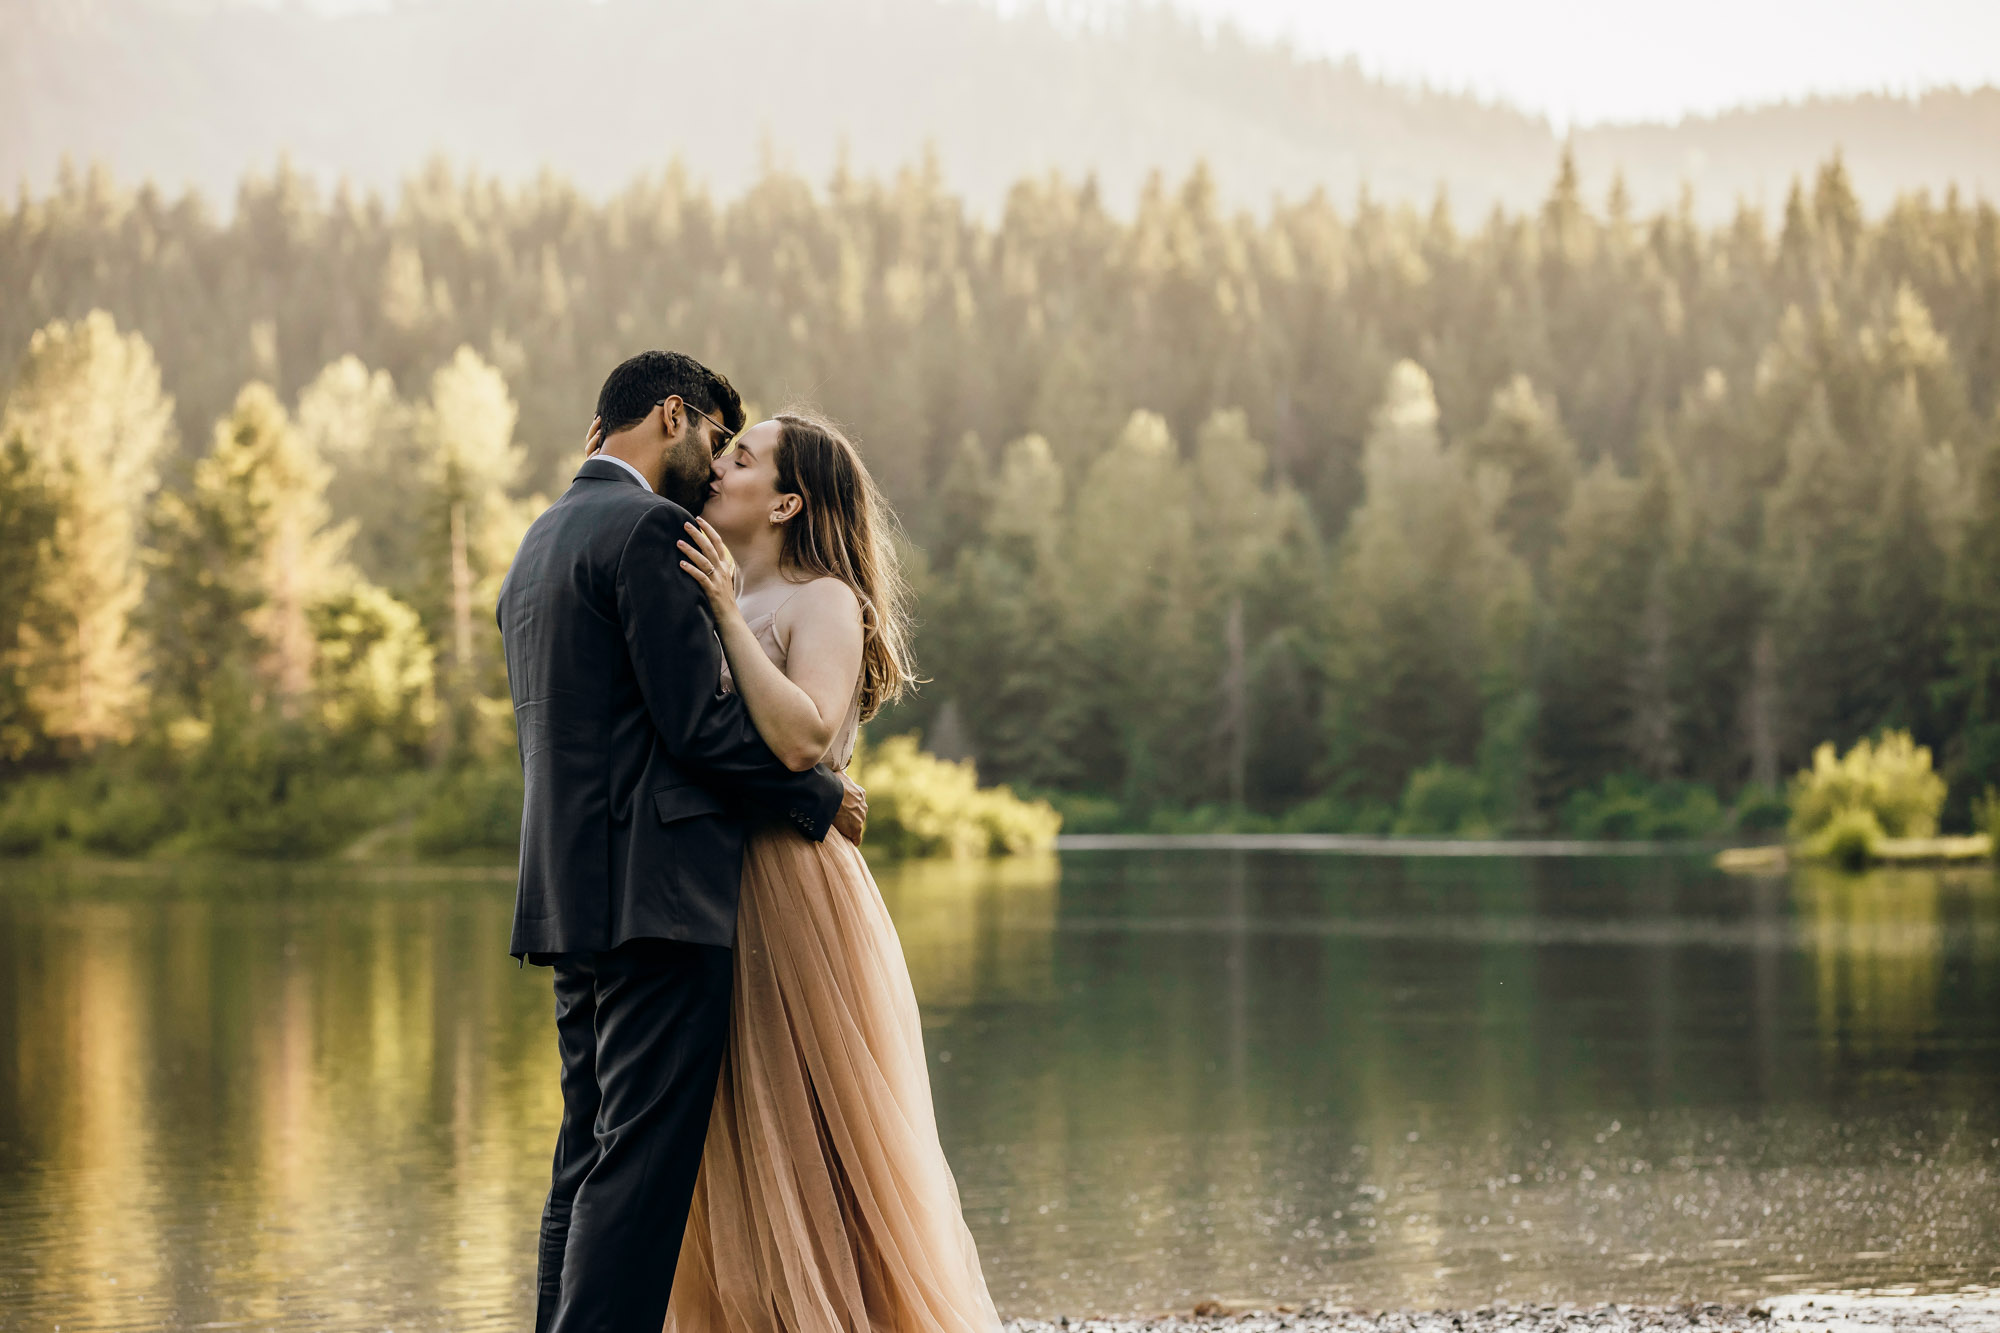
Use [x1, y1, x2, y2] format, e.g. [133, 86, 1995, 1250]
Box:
[594, 350, 745, 438]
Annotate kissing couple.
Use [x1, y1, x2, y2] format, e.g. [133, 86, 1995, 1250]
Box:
[498, 351, 1001, 1333]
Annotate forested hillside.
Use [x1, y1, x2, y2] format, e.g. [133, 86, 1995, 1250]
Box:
[3, 151, 1998, 845]
[4, 0, 1996, 221]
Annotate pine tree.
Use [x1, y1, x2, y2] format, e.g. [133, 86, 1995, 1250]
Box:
[1463, 374, 1579, 578]
[1533, 459, 1670, 802]
[148, 383, 349, 721]
[1322, 361, 1529, 807]
[309, 582, 437, 764]
[416, 346, 526, 754]
[295, 354, 423, 594]
[0, 433, 59, 762]
[1762, 385, 1874, 758]
[0, 312, 174, 752]
[915, 434, 1081, 788]
[1939, 419, 2000, 812]
[1861, 376, 1950, 744]
[1063, 410, 1201, 808]
[1190, 410, 1277, 806]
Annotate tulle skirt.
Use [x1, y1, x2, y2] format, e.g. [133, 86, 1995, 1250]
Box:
[662, 824, 1001, 1333]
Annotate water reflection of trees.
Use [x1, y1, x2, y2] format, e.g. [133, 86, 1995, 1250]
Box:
[1795, 867, 2000, 1081]
[1797, 868, 1940, 1072]
[1, 873, 560, 1327]
[876, 855, 1059, 1011]
[917, 852, 2000, 1309]
[4, 856, 1997, 1322]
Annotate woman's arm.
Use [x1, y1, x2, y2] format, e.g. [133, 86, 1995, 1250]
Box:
[679, 519, 864, 772]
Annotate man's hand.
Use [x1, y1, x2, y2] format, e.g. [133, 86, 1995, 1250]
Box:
[834, 773, 868, 844]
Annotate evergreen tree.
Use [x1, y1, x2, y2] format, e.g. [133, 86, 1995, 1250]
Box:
[1939, 420, 2000, 809]
[1533, 457, 1673, 801]
[1322, 361, 1529, 807]
[147, 383, 349, 722]
[1762, 385, 1875, 757]
[1462, 374, 1578, 577]
[295, 354, 422, 593]
[1860, 377, 1951, 744]
[0, 434, 59, 762]
[309, 582, 437, 764]
[416, 346, 527, 754]
[916, 434, 1081, 787]
[1063, 411, 1201, 808]
[0, 312, 174, 752]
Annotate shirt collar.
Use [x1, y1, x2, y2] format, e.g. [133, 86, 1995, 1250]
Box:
[594, 452, 654, 493]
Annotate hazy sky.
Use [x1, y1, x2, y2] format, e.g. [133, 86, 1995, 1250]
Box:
[1047, 0, 2000, 125]
[277, 0, 1998, 127]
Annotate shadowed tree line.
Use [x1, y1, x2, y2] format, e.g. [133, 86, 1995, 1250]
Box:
[1, 152, 1998, 847]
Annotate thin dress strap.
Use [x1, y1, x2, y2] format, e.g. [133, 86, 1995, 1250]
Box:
[758, 580, 815, 622]
[725, 579, 865, 770]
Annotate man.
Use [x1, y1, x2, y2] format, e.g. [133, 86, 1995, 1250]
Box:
[497, 350, 864, 1333]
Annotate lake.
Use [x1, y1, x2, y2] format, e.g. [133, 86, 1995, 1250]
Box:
[1, 849, 1995, 1329]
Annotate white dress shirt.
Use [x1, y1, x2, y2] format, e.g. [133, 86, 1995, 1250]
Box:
[596, 452, 654, 492]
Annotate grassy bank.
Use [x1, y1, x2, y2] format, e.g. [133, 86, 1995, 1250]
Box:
[0, 733, 1060, 863]
[10, 729, 1996, 869]
[1038, 771, 1787, 842]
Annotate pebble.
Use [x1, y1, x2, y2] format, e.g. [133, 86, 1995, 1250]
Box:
[1006, 1292, 2000, 1333]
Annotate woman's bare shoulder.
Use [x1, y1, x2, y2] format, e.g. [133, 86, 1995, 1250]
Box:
[781, 575, 861, 625]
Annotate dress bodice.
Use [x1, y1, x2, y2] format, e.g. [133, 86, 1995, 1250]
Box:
[719, 584, 863, 772]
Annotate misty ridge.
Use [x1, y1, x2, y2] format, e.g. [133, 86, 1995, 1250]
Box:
[6, 0, 1998, 221]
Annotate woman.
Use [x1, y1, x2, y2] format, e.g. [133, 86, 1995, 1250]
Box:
[655, 410, 999, 1333]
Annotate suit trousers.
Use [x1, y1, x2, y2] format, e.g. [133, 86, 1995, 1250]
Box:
[536, 937, 734, 1333]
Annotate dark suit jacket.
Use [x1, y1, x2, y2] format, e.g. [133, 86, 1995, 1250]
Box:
[497, 456, 844, 959]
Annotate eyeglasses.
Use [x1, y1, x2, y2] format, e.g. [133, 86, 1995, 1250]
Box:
[657, 398, 735, 458]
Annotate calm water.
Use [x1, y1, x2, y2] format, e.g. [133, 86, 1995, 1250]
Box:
[1, 850, 1996, 1329]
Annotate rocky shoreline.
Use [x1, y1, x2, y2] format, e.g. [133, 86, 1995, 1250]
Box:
[1005, 1293, 2000, 1333]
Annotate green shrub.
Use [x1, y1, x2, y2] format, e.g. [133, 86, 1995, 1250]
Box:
[191, 775, 389, 859]
[177, 744, 398, 859]
[1037, 790, 1125, 835]
[1975, 788, 2000, 860]
[72, 779, 179, 856]
[1641, 782, 1725, 838]
[1278, 793, 1393, 834]
[411, 763, 524, 856]
[1732, 783, 1790, 835]
[0, 776, 71, 855]
[1562, 775, 1726, 841]
[849, 734, 1060, 858]
[1, 762, 194, 858]
[1788, 730, 1945, 842]
[1799, 805, 1884, 870]
[1394, 762, 1491, 836]
[1562, 776, 1653, 839]
[1145, 803, 1279, 834]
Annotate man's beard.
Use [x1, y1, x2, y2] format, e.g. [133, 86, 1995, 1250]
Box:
[658, 438, 711, 513]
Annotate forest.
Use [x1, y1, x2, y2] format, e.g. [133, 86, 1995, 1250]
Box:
[1, 150, 1998, 851]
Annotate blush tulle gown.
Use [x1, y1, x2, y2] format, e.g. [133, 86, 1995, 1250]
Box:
[663, 597, 1001, 1333]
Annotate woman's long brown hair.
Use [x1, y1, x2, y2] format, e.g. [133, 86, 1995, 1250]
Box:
[770, 411, 917, 721]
